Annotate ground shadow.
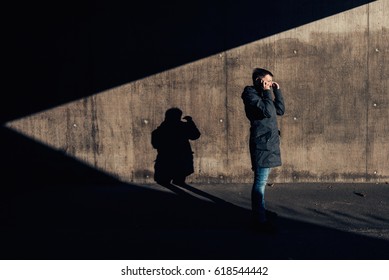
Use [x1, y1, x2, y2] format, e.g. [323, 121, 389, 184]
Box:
[2, 180, 389, 260]
[0, 126, 121, 189]
[162, 182, 230, 204]
[2, 127, 389, 260]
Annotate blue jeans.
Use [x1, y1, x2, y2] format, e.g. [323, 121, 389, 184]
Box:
[252, 167, 271, 222]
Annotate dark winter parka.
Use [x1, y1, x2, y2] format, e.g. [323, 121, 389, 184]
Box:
[241, 86, 285, 169]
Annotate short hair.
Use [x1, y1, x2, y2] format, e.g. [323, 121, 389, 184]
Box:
[252, 68, 274, 83]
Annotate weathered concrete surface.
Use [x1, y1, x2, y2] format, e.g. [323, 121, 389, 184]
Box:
[5, 0, 389, 183]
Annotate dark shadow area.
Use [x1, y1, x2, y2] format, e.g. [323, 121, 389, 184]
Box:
[1, 179, 389, 260]
[2, 0, 386, 261]
[305, 208, 389, 228]
[2, 128, 389, 259]
[1, 127, 389, 259]
[3, 0, 375, 123]
[0, 126, 122, 190]
[164, 182, 230, 204]
[151, 108, 201, 185]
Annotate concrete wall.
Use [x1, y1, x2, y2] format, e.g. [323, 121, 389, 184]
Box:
[7, 0, 389, 183]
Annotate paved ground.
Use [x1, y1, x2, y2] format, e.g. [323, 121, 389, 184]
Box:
[1, 182, 389, 260]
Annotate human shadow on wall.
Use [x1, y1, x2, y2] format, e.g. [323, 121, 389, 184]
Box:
[150, 108, 228, 204]
[151, 108, 201, 186]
